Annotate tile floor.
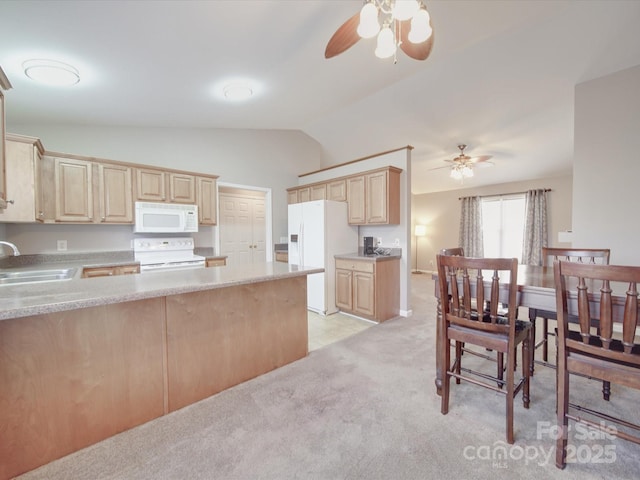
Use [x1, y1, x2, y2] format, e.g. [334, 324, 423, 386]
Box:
[307, 311, 375, 351]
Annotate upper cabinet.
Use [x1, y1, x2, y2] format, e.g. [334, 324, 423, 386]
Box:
[135, 167, 166, 202]
[134, 168, 196, 204]
[287, 166, 401, 225]
[98, 163, 133, 223]
[196, 175, 217, 225]
[0, 131, 219, 225]
[0, 67, 12, 211]
[0, 135, 44, 222]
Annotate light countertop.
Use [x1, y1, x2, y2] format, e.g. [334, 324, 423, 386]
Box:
[0, 262, 323, 321]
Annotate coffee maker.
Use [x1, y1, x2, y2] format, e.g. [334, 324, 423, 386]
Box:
[363, 236, 375, 256]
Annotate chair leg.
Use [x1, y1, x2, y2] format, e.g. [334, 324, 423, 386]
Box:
[528, 309, 537, 376]
[441, 331, 451, 415]
[556, 363, 570, 469]
[522, 332, 531, 409]
[506, 348, 515, 444]
[455, 341, 462, 384]
[542, 317, 549, 362]
[603, 381, 611, 401]
[497, 352, 504, 389]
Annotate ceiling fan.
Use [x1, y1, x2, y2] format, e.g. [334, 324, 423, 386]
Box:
[325, 0, 434, 61]
[430, 145, 494, 180]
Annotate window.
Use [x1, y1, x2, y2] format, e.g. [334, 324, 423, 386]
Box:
[481, 194, 526, 261]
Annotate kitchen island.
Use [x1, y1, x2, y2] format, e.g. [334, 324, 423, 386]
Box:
[0, 262, 322, 480]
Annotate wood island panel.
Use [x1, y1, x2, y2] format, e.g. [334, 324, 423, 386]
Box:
[165, 276, 308, 411]
[0, 298, 166, 480]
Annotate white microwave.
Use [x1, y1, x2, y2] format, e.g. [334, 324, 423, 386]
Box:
[134, 202, 199, 233]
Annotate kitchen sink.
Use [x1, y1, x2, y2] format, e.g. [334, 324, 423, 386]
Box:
[0, 268, 77, 285]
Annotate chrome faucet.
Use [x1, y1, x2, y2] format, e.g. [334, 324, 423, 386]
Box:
[0, 241, 20, 256]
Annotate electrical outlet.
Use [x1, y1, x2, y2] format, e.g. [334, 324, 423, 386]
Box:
[394, 238, 400, 247]
[57, 240, 67, 252]
[376, 237, 382, 245]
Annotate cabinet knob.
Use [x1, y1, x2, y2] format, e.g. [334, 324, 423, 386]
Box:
[39, 212, 44, 217]
[101, 217, 106, 222]
[7, 199, 14, 205]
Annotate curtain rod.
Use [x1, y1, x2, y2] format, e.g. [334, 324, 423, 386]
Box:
[459, 188, 551, 200]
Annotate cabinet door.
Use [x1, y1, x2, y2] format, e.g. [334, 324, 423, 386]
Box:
[0, 89, 6, 210]
[98, 164, 133, 223]
[310, 184, 326, 201]
[366, 170, 388, 224]
[54, 157, 93, 222]
[169, 173, 196, 204]
[136, 168, 166, 202]
[297, 187, 310, 203]
[335, 269, 353, 310]
[353, 271, 375, 317]
[197, 176, 217, 225]
[287, 189, 298, 204]
[346, 175, 366, 224]
[327, 179, 347, 202]
[0, 139, 37, 222]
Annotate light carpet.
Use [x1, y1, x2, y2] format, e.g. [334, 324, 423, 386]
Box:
[18, 274, 640, 479]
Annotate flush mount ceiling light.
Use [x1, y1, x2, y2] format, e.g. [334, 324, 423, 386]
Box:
[222, 83, 253, 101]
[23, 59, 80, 86]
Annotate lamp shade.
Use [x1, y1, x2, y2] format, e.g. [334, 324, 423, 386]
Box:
[414, 225, 427, 236]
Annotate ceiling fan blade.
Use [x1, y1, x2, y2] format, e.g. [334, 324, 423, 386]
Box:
[475, 160, 495, 168]
[325, 12, 361, 59]
[427, 165, 451, 171]
[468, 155, 493, 164]
[397, 19, 434, 61]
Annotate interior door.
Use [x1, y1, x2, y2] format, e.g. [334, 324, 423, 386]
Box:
[219, 190, 266, 267]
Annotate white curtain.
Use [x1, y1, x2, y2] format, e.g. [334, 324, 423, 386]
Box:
[522, 189, 548, 265]
[459, 196, 483, 257]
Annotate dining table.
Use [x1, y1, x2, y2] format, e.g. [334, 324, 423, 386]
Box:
[432, 263, 632, 396]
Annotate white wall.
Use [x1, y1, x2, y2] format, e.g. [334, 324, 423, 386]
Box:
[412, 175, 573, 271]
[296, 147, 412, 316]
[573, 65, 640, 265]
[4, 123, 323, 254]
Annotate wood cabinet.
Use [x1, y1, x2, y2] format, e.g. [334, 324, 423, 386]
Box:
[275, 251, 288, 263]
[134, 168, 197, 205]
[0, 135, 43, 222]
[346, 175, 366, 224]
[287, 166, 401, 225]
[335, 257, 400, 322]
[205, 257, 226, 267]
[197, 176, 217, 225]
[0, 68, 11, 211]
[310, 184, 326, 200]
[54, 156, 94, 222]
[81, 263, 140, 278]
[327, 179, 347, 202]
[98, 163, 133, 223]
[168, 172, 195, 204]
[38, 155, 134, 224]
[135, 167, 166, 202]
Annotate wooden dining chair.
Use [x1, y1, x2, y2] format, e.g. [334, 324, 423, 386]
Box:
[553, 260, 640, 469]
[534, 248, 611, 363]
[436, 254, 533, 444]
[439, 247, 508, 385]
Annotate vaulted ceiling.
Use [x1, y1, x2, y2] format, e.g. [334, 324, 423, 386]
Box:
[1, 1, 639, 194]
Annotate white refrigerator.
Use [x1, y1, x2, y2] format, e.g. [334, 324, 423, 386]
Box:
[288, 200, 358, 315]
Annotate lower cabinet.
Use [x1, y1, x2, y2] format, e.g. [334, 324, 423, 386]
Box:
[81, 263, 140, 278]
[335, 257, 400, 322]
[205, 257, 226, 267]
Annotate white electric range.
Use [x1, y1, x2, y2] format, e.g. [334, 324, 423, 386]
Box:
[134, 237, 206, 273]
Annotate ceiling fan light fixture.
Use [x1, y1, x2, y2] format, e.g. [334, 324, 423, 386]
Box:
[23, 59, 80, 86]
[375, 24, 397, 59]
[357, 2, 380, 39]
[408, 8, 432, 44]
[392, 0, 420, 21]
